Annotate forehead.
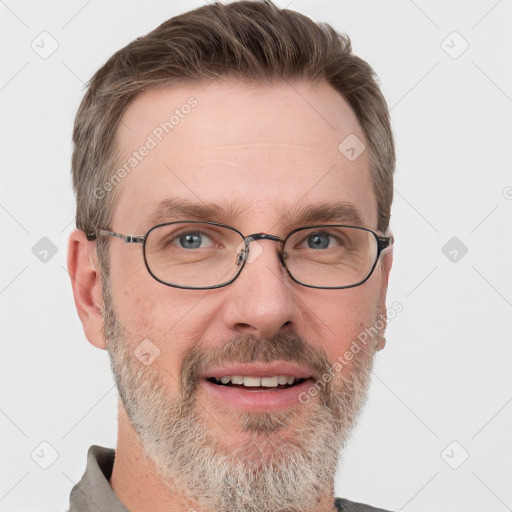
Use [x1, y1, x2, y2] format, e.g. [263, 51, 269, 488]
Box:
[111, 79, 377, 233]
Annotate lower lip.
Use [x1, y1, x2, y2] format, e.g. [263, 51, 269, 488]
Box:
[201, 379, 313, 412]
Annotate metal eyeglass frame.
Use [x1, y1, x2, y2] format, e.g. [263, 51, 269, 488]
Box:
[87, 221, 394, 290]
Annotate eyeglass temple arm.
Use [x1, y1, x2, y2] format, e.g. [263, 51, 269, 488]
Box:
[86, 229, 145, 244]
[377, 234, 394, 253]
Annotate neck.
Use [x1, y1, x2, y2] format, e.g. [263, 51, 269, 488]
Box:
[110, 403, 337, 512]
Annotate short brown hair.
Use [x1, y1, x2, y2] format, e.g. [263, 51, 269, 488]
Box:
[72, 0, 395, 273]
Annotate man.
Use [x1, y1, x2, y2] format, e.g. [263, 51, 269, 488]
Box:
[67, 1, 395, 511]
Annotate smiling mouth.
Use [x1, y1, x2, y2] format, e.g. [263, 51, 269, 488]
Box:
[206, 375, 308, 390]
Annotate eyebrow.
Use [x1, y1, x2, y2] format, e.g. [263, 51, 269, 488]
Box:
[278, 201, 365, 228]
[140, 197, 366, 232]
[141, 197, 246, 229]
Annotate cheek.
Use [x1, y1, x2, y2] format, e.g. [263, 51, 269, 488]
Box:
[311, 285, 380, 363]
[108, 267, 213, 376]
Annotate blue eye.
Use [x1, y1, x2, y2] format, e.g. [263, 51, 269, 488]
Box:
[307, 232, 331, 249]
[179, 232, 203, 249]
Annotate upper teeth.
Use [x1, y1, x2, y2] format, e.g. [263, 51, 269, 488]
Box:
[216, 375, 297, 387]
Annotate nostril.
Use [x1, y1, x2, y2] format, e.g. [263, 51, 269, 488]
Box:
[281, 321, 292, 330]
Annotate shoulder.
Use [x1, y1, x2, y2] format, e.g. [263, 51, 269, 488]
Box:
[335, 497, 394, 512]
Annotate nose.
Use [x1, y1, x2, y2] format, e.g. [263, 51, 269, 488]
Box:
[220, 238, 298, 339]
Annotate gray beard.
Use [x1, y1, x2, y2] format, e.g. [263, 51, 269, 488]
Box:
[102, 283, 377, 512]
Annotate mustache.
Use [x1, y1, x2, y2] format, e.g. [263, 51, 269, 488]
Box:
[179, 332, 335, 402]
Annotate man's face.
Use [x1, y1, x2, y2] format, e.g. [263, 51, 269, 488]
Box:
[102, 80, 391, 511]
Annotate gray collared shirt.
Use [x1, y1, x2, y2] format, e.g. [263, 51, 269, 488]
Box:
[68, 445, 392, 512]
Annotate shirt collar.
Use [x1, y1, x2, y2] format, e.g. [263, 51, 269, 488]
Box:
[69, 445, 129, 512]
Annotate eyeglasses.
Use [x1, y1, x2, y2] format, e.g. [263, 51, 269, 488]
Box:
[87, 221, 393, 290]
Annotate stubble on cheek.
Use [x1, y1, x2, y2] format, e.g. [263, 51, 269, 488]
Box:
[110, 293, 178, 375]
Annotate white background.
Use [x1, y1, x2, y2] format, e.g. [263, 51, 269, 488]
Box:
[1, 1, 511, 511]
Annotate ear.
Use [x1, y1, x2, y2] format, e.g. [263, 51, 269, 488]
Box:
[376, 237, 394, 350]
[67, 229, 107, 350]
